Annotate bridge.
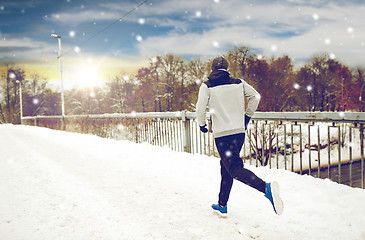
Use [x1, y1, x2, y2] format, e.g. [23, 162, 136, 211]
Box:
[22, 111, 365, 189]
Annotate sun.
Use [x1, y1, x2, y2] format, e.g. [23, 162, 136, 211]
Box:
[74, 66, 103, 88]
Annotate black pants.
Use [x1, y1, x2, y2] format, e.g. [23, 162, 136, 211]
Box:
[215, 133, 266, 206]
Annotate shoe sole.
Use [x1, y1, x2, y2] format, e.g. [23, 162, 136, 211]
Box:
[271, 181, 284, 215]
[212, 209, 227, 218]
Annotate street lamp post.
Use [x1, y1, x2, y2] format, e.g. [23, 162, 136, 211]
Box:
[16, 80, 23, 124]
[51, 34, 65, 118]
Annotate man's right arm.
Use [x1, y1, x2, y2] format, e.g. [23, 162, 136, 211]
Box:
[243, 81, 261, 117]
[196, 83, 209, 127]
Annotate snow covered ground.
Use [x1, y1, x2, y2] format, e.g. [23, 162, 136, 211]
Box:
[1, 124, 365, 240]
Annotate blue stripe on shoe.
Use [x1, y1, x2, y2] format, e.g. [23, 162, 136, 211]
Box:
[211, 204, 227, 217]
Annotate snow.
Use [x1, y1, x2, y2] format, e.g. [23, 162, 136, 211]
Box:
[0, 124, 365, 240]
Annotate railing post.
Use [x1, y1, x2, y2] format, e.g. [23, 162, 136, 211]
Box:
[182, 111, 191, 153]
[360, 123, 364, 189]
[61, 116, 65, 131]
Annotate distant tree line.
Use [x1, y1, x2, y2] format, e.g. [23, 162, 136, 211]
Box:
[1, 46, 365, 124]
[0, 66, 61, 124]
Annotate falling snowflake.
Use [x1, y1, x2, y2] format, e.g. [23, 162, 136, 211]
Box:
[69, 30, 75, 37]
[294, 83, 300, 90]
[212, 41, 219, 48]
[89, 92, 95, 98]
[329, 53, 336, 59]
[225, 151, 232, 157]
[246, 15, 251, 20]
[306, 85, 313, 92]
[312, 13, 319, 20]
[271, 45, 277, 51]
[151, 57, 157, 63]
[123, 75, 129, 81]
[347, 26, 354, 33]
[136, 35, 143, 42]
[214, 0, 220, 3]
[33, 98, 39, 105]
[21, 9, 25, 14]
[74, 46, 80, 53]
[257, 54, 263, 60]
[9, 72, 16, 79]
[0, 6, 4, 11]
[138, 18, 145, 25]
[195, 11, 202, 18]
[324, 38, 331, 45]
[7, 158, 14, 165]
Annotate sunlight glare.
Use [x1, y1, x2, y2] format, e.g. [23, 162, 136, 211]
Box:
[74, 66, 102, 88]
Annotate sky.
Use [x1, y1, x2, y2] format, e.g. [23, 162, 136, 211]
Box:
[1, 0, 365, 88]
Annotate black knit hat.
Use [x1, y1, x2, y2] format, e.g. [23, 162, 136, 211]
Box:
[211, 56, 228, 70]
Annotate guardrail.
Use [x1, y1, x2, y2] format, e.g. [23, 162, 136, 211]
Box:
[22, 111, 365, 189]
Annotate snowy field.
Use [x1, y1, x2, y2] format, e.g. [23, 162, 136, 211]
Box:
[1, 124, 365, 240]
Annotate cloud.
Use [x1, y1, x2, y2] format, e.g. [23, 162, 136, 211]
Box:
[0, 37, 52, 61]
[46, 1, 144, 25]
[48, 10, 122, 25]
[135, 0, 365, 66]
[0, 0, 45, 9]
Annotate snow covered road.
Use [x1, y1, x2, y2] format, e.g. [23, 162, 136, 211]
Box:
[1, 124, 365, 240]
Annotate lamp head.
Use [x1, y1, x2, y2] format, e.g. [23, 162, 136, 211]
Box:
[51, 34, 61, 38]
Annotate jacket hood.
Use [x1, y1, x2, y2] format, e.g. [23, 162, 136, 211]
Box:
[207, 69, 230, 84]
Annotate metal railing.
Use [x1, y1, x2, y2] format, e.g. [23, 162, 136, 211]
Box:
[22, 111, 365, 189]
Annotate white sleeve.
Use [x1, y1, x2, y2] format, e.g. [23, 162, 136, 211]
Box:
[196, 83, 209, 126]
[243, 81, 260, 117]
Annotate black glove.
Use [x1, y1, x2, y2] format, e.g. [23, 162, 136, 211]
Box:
[199, 124, 208, 133]
[244, 115, 251, 130]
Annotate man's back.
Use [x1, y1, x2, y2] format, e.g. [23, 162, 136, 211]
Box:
[196, 69, 260, 138]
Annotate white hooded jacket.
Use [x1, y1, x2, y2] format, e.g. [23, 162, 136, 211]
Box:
[196, 69, 260, 138]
